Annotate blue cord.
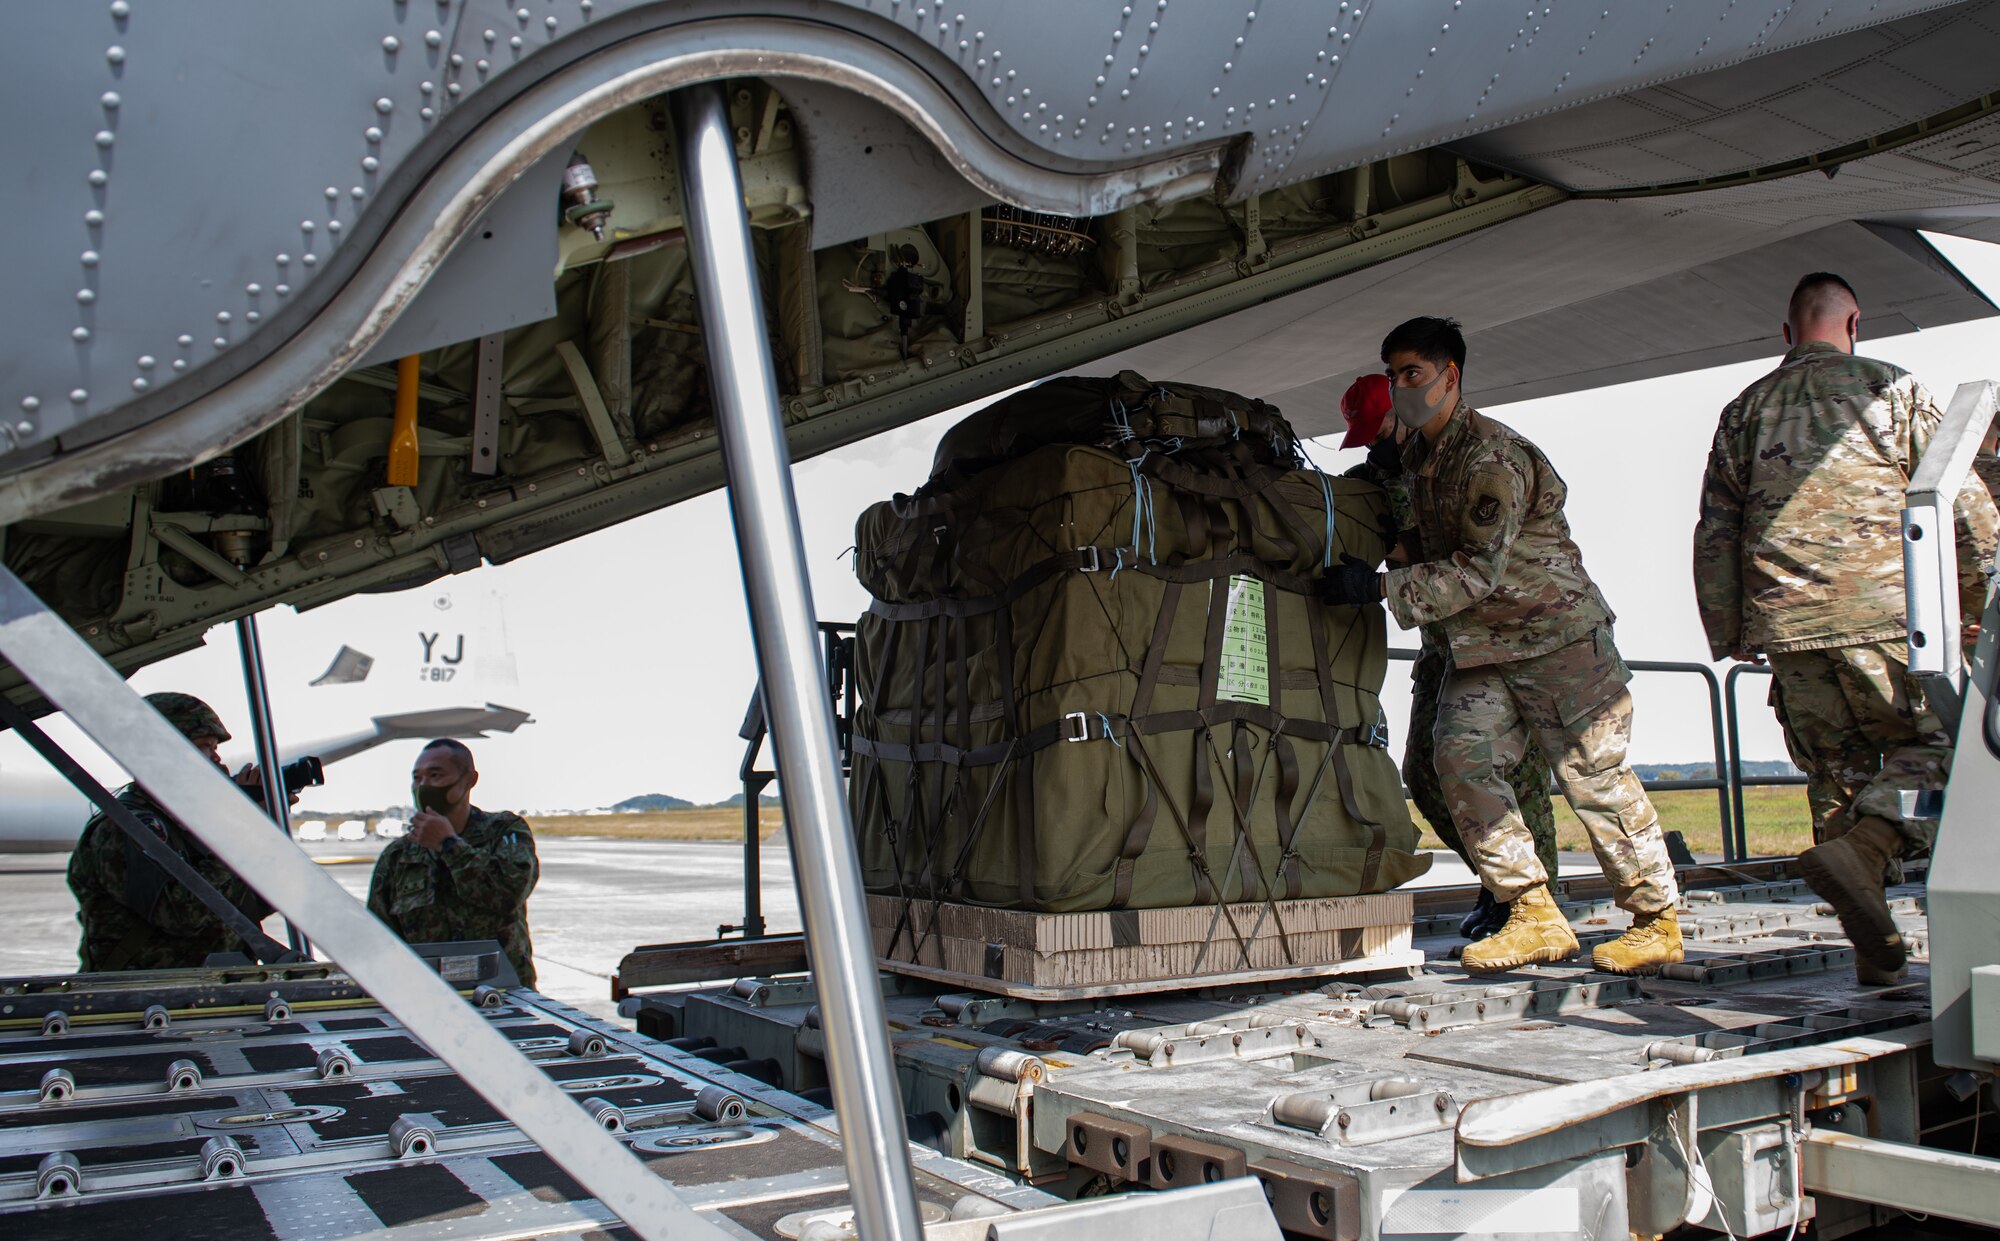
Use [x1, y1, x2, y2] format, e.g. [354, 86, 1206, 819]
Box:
[1298, 441, 1338, 569]
[1096, 713, 1123, 746]
[1125, 451, 1157, 565]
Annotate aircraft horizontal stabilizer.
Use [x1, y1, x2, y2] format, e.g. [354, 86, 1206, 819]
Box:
[293, 704, 534, 767]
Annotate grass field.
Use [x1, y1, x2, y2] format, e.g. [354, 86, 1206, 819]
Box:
[525, 785, 1816, 857]
[530, 808, 785, 842]
[1412, 784, 1814, 858]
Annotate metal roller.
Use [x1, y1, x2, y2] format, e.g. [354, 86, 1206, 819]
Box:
[472, 985, 504, 1009]
[264, 998, 291, 1022]
[166, 1058, 202, 1092]
[1269, 1091, 1340, 1134]
[973, 1047, 1046, 1084]
[729, 979, 764, 999]
[200, 1136, 245, 1180]
[143, 1004, 171, 1031]
[41, 1010, 68, 1038]
[1644, 1040, 1723, 1064]
[36, 1152, 81, 1199]
[388, 1114, 437, 1159]
[316, 1047, 354, 1079]
[567, 1030, 608, 1059]
[38, 1068, 74, 1104]
[581, 1096, 627, 1133]
[695, 1085, 747, 1124]
[1112, 1030, 1168, 1058]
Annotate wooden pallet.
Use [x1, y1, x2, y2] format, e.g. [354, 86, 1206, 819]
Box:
[867, 893, 1417, 1000]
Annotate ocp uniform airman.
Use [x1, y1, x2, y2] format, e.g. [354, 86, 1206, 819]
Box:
[1322, 318, 1681, 975]
[1388, 405, 1676, 930]
[1338, 376, 1557, 939]
[1695, 316, 1999, 978]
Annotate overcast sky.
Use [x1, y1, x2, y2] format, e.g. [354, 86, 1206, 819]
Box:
[8, 235, 2000, 818]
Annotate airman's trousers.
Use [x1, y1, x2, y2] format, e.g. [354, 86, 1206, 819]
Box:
[1766, 639, 1950, 855]
[1404, 633, 1560, 880]
[1433, 630, 1678, 913]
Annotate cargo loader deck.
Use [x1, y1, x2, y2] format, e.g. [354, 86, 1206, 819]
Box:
[630, 859, 1996, 1239]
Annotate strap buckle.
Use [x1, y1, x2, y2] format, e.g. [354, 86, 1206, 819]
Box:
[1358, 719, 1391, 749]
[1075, 546, 1102, 573]
[1062, 711, 1091, 743]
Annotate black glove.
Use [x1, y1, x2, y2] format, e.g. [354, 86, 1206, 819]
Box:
[1318, 553, 1382, 607]
[1365, 435, 1404, 475]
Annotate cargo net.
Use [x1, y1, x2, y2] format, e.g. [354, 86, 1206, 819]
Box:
[849, 376, 1425, 975]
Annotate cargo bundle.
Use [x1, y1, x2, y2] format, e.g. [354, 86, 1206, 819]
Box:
[848, 372, 1428, 989]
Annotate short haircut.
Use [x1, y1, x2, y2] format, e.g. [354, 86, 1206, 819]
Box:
[420, 738, 475, 772]
[1788, 271, 1858, 325]
[1381, 316, 1468, 375]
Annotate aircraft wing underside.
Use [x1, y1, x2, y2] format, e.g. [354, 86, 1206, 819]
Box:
[4, 0, 2000, 702]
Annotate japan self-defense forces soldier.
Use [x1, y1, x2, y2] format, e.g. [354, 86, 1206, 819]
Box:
[67, 692, 277, 971]
[1694, 271, 2000, 984]
[1321, 316, 1682, 976]
[1337, 373, 1559, 943]
[367, 738, 540, 987]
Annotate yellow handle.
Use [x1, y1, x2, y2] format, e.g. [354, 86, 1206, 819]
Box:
[387, 354, 421, 487]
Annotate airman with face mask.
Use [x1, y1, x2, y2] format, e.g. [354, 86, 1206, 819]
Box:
[1337, 373, 1559, 942]
[1321, 317, 1680, 975]
[367, 739, 540, 987]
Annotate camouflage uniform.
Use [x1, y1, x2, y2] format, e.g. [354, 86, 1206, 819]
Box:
[1695, 342, 2000, 853]
[66, 693, 275, 971]
[1405, 636, 1559, 878]
[1385, 403, 1676, 912]
[1344, 455, 1559, 874]
[367, 807, 540, 986]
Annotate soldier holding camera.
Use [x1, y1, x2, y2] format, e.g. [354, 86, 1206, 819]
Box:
[367, 739, 540, 987]
[66, 693, 283, 971]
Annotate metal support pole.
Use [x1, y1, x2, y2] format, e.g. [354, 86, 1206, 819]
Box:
[0, 566, 726, 1241]
[236, 613, 308, 958]
[672, 81, 926, 1241]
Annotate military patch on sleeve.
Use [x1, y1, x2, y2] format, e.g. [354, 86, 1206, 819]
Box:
[1471, 494, 1502, 527]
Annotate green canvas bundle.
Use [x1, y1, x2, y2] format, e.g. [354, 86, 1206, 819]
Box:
[849, 377, 1429, 918]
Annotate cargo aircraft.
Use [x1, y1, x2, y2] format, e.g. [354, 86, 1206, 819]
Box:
[4, 4, 2000, 1238]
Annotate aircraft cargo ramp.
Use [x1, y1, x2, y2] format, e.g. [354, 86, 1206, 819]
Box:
[0, 948, 1059, 1239]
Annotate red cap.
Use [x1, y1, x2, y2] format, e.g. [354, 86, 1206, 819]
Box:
[1339, 373, 1393, 449]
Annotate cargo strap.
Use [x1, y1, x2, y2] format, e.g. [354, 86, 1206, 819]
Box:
[847, 707, 1386, 768]
[866, 549, 1329, 623]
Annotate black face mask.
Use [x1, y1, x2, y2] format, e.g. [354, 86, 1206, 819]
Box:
[1366, 435, 1404, 474]
[414, 783, 455, 815]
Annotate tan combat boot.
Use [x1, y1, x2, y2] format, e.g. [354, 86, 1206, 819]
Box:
[1591, 906, 1683, 975]
[1798, 815, 1907, 975]
[1460, 884, 1578, 974]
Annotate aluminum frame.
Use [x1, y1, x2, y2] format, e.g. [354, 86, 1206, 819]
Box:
[1902, 379, 1998, 693]
[671, 80, 928, 1239]
[0, 563, 731, 1241]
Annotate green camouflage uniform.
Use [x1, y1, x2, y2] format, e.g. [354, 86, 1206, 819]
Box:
[66, 693, 275, 971]
[68, 786, 277, 971]
[1385, 403, 1676, 912]
[367, 807, 540, 986]
[1345, 456, 1558, 874]
[1695, 342, 2000, 854]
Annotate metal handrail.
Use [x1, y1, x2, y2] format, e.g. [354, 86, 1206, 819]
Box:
[1385, 647, 1807, 863]
[730, 621, 855, 940]
[1721, 662, 1811, 861]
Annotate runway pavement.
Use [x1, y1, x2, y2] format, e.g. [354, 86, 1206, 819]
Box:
[0, 836, 802, 1021]
[0, 836, 1566, 1022]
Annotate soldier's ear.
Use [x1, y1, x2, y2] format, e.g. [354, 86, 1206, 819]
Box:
[1781, 322, 1794, 347]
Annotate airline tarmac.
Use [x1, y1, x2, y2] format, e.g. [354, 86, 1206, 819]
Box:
[0, 836, 1552, 1022]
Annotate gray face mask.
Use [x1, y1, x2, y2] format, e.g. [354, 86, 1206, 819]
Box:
[1391, 366, 1455, 430]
